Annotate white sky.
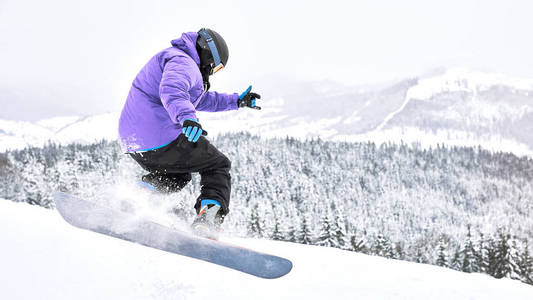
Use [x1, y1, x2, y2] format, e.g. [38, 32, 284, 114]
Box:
[1, 0, 532, 120]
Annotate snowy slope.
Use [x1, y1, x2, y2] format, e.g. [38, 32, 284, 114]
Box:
[36, 115, 84, 133]
[0, 119, 55, 151]
[1, 199, 532, 300]
[2, 68, 533, 155]
[52, 113, 119, 144]
[0, 113, 119, 151]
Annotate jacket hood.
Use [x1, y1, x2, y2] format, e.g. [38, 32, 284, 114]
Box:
[171, 32, 201, 66]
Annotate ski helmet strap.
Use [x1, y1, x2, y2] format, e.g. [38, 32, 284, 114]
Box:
[198, 29, 222, 69]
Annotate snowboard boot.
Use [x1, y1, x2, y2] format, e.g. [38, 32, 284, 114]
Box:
[191, 199, 225, 240]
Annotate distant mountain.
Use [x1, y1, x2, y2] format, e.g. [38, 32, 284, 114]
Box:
[0, 118, 54, 151]
[367, 68, 533, 155]
[1, 68, 533, 155]
[0, 113, 119, 151]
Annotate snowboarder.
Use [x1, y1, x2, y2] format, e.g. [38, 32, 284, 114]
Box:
[118, 28, 261, 239]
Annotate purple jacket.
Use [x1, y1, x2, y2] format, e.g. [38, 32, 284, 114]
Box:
[118, 32, 239, 152]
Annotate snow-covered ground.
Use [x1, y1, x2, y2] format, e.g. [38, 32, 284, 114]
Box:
[1, 199, 532, 300]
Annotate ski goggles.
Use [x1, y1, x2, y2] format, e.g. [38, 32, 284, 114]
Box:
[198, 29, 224, 74]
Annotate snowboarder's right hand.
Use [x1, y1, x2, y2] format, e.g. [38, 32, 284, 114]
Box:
[238, 85, 261, 110]
[182, 119, 206, 143]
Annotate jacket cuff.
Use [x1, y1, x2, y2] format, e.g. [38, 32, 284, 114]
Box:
[178, 113, 198, 125]
[230, 93, 239, 110]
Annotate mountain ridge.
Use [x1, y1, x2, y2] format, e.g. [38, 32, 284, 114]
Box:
[1, 68, 532, 155]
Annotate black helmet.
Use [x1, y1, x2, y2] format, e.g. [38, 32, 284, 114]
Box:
[196, 28, 229, 75]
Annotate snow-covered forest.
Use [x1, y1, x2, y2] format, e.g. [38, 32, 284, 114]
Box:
[1, 133, 532, 285]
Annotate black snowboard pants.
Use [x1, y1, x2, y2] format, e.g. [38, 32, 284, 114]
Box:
[129, 135, 231, 215]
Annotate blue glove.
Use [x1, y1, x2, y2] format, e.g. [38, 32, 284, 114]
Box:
[238, 85, 261, 110]
[182, 118, 204, 143]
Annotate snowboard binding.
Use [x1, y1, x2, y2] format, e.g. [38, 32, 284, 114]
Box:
[191, 200, 225, 240]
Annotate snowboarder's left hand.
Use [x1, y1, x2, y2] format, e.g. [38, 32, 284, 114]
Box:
[182, 118, 205, 143]
[238, 86, 261, 110]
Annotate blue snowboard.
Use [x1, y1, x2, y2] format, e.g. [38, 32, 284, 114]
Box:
[54, 192, 292, 279]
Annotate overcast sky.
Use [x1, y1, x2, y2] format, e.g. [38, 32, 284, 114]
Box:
[1, 0, 532, 120]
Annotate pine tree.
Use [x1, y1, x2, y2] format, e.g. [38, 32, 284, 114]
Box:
[518, 239, 533, 285]
[21, 154, 49, 207]
[316, 212, 337, 248]
[299, 215, 313, 245]
[416, 246, 427, 264]
[436, 236, 449, 267]
[394, 243, 405, 260]
[285, 222, 298, 243]
[58, 157, 79, 193]
[506, 237, 522, 280]
[248, 205, 263, 238]
[271, 216, 284, 241]
[450, 248, 462, 270]
[333, 208, 348, 249]
[374, 234, 394, 259]
[492, 228, 521, 280]
[461, 225, 478, 273]
[485, 237, 498, 276]
[349, 234, 367, 253]
[475, 232, 488, 273]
